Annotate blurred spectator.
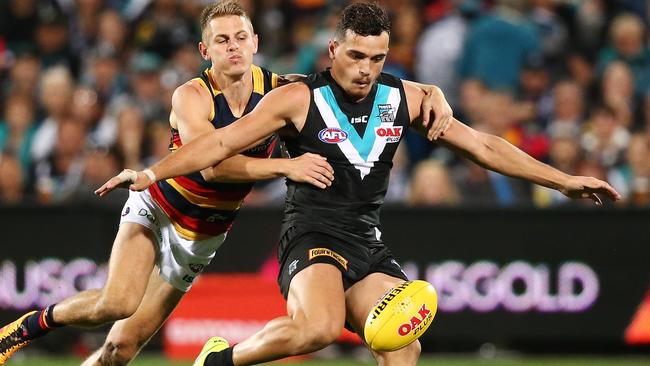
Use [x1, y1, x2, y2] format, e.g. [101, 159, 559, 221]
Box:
[597, 13, 650, 97]
[608, 133, 650, 206]
[0, 94, 37, 174]
[34, 9, 79, 74]
[571, 0, 608, 57]
[0, 0, 39, 52]
[386, 3, 422, 75]
[3, 52, 41, 100]
[407, 159, 459, 207]
[70, 86, 117, 149]
[530, 0, 568, 69]
[581, 103, 630, 168]
[458, 78, 486, 122]
[143, 121, 171, 167]
[66, 0, 105, 55]
[0, 153, 27, 205]
[34, 117, 87, 204]
[133, 0, 196, 59]
[458, 0, 540, 92]
[601, 61, 635, 127]
[76, 147, 125, 203]
[519, 55, 553, 128]
[115, 105, 146, 169]
[547, 80, 585, 138]
[84, 47, 127, 102]
[31, 66, 75, 162]
[415, 0, 477, 107]
[124, 52, 166, 123]
[96, 9, 129, 57]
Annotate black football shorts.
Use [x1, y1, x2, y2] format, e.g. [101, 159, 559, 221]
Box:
[277, 226, 409, 298]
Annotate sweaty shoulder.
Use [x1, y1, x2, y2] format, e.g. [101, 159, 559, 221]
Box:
[173, 79, 212, 106]
[171, 80, 214, 128]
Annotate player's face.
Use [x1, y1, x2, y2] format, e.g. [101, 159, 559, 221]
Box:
[329, 30, 389, 101]
[199, 15, 258, 77]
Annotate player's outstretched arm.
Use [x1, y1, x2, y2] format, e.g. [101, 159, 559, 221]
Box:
[403, 82, 621, 205]
[95, 83, 310, 195]
[206, 153, 334, 189]
[438, 120, 620, 204]
[402, 80, 453, 141]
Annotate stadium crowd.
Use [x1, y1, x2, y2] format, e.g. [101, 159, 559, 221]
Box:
[0, 0, 649, 208]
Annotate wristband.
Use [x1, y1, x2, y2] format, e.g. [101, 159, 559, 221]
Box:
[143, 169, 157, 182]
[117, 169, 138, 183]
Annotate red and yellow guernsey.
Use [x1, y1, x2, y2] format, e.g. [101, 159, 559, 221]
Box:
[149, 65, 279, 240]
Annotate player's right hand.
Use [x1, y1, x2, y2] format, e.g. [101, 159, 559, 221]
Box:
[94, 169, 155, 197]
[285, 153, 334, 189]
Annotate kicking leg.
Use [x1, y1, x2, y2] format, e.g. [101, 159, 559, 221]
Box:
[199, 263, 347, 366]
[345, 273, 421, 366]
[81, 269, 185, 366]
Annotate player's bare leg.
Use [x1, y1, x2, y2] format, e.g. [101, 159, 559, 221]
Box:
[81, 268, 185, 366]
[52, 223, 157, 327]
[0, 223, 157, 365]
[196, 263, 346, 366]
[345, 273, 421, 366]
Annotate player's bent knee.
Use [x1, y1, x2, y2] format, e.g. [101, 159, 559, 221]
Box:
[295, 321, 342, 353]
[97, 340, 140, 366]
[375, 340, 421, 365]
[92, 297, 139, 323]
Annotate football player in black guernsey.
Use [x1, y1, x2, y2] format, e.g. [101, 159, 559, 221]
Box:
[97, 3, 620, 366]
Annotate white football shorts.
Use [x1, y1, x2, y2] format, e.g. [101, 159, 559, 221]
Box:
[119, 189, 226, 292]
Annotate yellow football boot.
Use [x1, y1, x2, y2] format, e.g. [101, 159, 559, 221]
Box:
[193, 336, 230, 366]
[0, 311, 36, 365]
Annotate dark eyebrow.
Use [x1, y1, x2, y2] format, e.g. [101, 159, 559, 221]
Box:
[214, 30, 248, 39]
[348, 49, 386, 59]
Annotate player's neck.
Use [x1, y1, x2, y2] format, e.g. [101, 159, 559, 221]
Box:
[209, 66, 253, 116]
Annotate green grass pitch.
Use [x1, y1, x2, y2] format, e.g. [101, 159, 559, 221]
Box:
[7, 355, 650, 366]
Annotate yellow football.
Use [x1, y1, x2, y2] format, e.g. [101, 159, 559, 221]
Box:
[364, 280, 438, 352]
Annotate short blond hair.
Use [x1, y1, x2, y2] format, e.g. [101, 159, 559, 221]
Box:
[200, 0, 252, 42]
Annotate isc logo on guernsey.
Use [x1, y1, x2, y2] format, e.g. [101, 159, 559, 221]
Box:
[318, 128, 348, 144]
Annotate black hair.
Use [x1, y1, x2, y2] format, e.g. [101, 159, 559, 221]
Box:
[335, 2, 390, 40]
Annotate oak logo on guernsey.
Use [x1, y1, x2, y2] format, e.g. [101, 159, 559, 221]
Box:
[375, 126, 403, 143]
[318, 128, 348, 144]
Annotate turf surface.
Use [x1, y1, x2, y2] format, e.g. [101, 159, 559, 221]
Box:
[7, 355, 650, 366]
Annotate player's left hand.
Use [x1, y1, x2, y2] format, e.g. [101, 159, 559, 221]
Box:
[421, 86, 453, 141]
[559, 176, 621, 205]
[94, 169, 155, 197]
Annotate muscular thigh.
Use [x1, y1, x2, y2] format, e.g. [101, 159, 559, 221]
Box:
[286, 263, 346, 329]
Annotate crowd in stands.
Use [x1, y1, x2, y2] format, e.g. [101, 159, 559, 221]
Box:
[1, 0, 649, 208]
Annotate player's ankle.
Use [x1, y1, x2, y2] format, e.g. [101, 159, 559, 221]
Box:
[23, 304, 64, 340]
[204, 346, 234, 366]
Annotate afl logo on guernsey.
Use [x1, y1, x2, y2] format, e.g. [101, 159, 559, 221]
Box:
[318, 128, 348, 144]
